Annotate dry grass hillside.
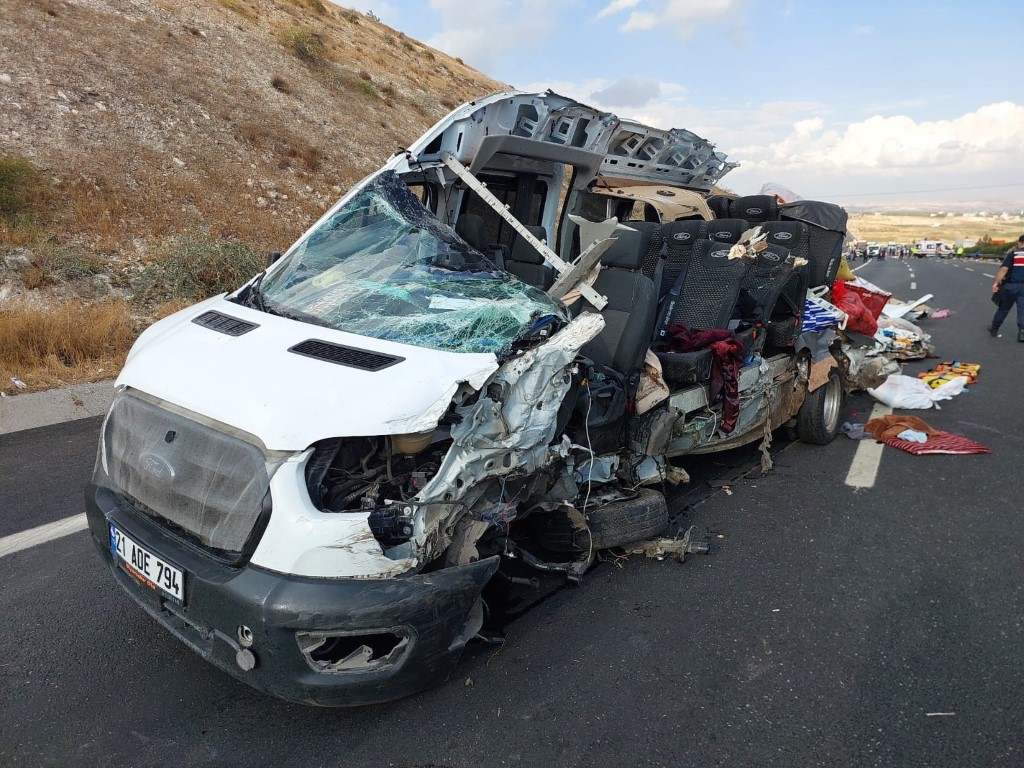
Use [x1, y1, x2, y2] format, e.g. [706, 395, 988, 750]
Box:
[847, 211, 1024, 246]
[0, 0, 502, 393]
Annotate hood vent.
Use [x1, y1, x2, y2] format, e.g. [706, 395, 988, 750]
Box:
[192, 311, 259, 336]
[289, 339, 404, 371]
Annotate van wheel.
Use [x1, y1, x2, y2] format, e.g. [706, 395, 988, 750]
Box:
[530, 489, 669, 552]
[797, 367, 843, 445]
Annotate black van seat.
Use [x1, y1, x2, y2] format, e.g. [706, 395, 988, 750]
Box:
[506, 225, 555, 290]
[706, 194, 732, 219]
[765, 264, 810, 351]
[706, 218, 750, 245]
[654, 239, 750, 387]
[730, 195, 779, 224]
[733, 243, 795, 356]
[763, 220, 810, 263]
[659, 220, 708, 302]
[622, 221, 664, 282]
[779, 200, 848, 288]
[455, 213, 489, 253]
[577, 228, 658, 378]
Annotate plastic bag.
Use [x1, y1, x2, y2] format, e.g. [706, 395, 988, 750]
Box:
[802, 296, 847, 332]
[867, 374, 968, 409]
[834, 290, 878, 336]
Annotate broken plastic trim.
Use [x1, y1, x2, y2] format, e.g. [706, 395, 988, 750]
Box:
[296, 629, 411, 674]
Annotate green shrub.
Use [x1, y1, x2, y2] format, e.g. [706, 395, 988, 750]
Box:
[19, 243, 102, 288]
[306, 0, 326, 14]
[0, 155, 49, 223]
[279, 26, 326, 64]
[135, 236, 262, 304]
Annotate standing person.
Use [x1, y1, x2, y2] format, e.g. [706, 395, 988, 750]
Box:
[988, 234, 1024, 341]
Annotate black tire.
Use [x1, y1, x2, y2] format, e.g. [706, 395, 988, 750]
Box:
[797, 367, 843, 445]
[529, 489, 669, 552]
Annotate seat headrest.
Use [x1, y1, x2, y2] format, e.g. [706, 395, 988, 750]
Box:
[730, 195, 779, 223]
[455, 214, 489, 253]
[601, 228, 643, 270]
[763, 220, 806, 249]
[663, 220, 708, 249]
[510, 225, 548, 265]
[708, 218, 749, 245]
[757, 243, 793, 267]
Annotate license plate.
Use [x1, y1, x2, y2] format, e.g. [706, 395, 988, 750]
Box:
[109, 524, 185, 603]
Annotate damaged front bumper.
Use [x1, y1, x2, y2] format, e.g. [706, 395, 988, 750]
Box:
[86, 483, 497, 707]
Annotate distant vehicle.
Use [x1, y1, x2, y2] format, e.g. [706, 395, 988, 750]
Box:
[914, 239, 949, 258]
[867, 244, 881, 258]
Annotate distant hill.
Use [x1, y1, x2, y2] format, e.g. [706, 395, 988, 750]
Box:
[1, 0, 502, 253]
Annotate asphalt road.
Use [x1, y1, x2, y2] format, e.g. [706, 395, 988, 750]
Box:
[2, 256, 1022, 767]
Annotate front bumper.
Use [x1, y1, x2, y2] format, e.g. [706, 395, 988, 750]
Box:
[86, 483, 497, 707]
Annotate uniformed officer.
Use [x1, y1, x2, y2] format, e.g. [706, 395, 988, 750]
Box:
[988, 233, 1024, 341]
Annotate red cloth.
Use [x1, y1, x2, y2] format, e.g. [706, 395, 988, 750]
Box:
[657, 324, 744, 433]
[884, 431, 990, 455]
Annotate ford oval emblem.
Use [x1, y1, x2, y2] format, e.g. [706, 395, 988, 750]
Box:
[140, 453, 175, 481]
[774, 232, 793, 240]
[673, 232, 691, 241]
[711, 249, 729, 258]
[763, 252, 781, 262]
[746, 207, 763, 215]
[713, 232, 730, 239]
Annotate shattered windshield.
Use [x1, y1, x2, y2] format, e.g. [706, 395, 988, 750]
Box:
[257, 171, 566, 355]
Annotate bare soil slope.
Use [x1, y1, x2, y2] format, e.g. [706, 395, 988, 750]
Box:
[0, 0, 502, 392]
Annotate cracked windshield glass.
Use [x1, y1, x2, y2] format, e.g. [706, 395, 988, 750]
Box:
[258, 171, 566, 355]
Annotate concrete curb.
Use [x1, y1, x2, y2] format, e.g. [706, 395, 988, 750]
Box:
[0, 380, 116, 435]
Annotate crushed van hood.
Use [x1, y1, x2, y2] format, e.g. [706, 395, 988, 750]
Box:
[116, 297, 499, 450]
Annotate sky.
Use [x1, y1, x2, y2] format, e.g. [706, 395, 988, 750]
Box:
[341, 0, 1024, 210]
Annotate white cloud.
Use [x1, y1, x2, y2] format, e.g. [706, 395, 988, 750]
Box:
[426, 0, 566, 71]
[726, 102, 1024, 201]
[852, 24, 873, 36]
[589, 77, 662, 108]
[595, 0, 642, 21]
[622, 0, 748, 38]
[499, 78, 1024, 204]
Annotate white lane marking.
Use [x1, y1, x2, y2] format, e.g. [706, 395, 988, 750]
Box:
[984, 272, 995, 278]
[0, 513, 88, 558]
[911, 281, 917, 290]
[845, 403, 893, 488]
[854, 263, 871, 272]
[965, 267, 974, 272]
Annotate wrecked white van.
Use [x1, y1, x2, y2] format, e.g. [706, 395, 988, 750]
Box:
[86, 91, 851, 706]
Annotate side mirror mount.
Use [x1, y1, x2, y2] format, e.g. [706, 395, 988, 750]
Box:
[266, 251, 282, 268]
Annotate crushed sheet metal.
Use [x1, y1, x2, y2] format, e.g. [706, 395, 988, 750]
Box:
[414, 313, 606, 547]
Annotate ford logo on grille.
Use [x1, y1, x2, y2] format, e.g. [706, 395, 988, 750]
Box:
[673, 232, 691, 241]
[774, 232, 793, 240]
[140, 453, 175, 481]
[746, 207, 763, 215]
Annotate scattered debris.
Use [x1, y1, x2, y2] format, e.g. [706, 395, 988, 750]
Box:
[622, 526, 710, 563]
[930, 309, 953, 319]
[868, 373, 967, 409]
[10, 377, 27, 390]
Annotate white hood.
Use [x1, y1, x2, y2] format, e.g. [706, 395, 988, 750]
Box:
[117, 297, 499, 450]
